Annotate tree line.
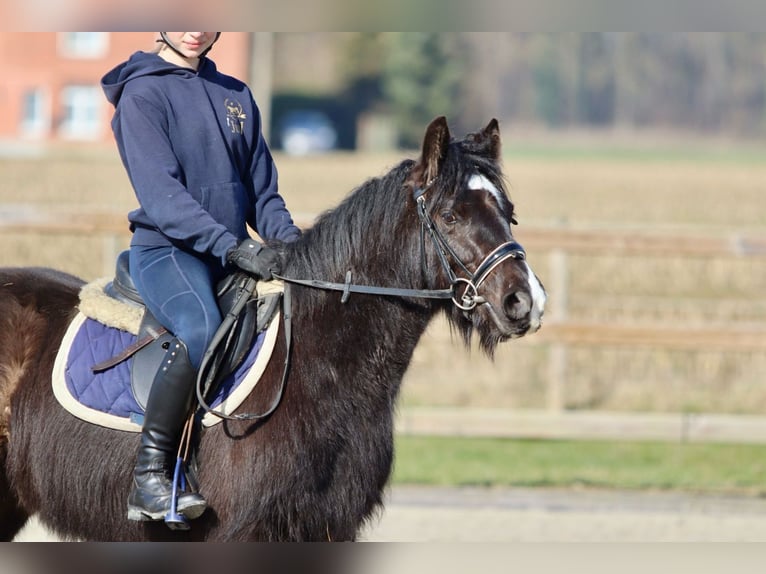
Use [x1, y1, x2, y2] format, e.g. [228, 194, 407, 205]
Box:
[335, 33, 766, 147]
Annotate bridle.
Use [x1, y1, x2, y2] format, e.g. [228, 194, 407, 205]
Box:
[413, 178, 526, 311]
[275, 176, 527, 310]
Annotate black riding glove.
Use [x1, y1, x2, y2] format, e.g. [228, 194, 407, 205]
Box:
[226, 239, 282, 280]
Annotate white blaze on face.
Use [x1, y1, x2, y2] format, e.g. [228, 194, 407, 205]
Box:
[524, 261, 547, 331]
[468, 174, 512, 232]
[469, 172, 547, 332]
[467, 174, 504, 205]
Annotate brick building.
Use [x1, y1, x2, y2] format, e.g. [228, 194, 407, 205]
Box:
[0, 32, 251, 146]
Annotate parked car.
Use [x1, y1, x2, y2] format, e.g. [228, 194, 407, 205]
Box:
[277, 110, 338, 155]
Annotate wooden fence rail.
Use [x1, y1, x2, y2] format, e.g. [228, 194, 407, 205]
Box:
[3, 212, 766, 264]
[516, 226, 766, 258]
[535, 320, 766, 352]
[3, 209, 766, 257]
[395, 407, 766, 444]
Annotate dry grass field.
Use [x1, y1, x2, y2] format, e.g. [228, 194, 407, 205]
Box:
[2, 138, 766, 414]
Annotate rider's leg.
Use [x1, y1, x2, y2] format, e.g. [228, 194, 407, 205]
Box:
[126, 245, 223, 521]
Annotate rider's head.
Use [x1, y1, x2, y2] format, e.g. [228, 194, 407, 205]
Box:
[155, 32, 221, 67]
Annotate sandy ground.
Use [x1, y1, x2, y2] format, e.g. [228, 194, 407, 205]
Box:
[13, 485, 766, 542]
[363, 486, 766, 542]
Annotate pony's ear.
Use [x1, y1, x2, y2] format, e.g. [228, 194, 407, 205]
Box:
[414, 116, 451, 187]
[481, 118, 502, 161]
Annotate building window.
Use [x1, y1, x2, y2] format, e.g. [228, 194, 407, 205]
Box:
[58, 33, 109, 59]
[20, 88, 50, 138]
[59, 85, 102, 140]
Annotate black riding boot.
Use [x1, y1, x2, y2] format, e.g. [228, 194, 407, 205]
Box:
[127, 338, 207, 522]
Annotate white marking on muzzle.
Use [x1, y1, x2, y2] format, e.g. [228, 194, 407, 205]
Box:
[524, 261, 547, 331]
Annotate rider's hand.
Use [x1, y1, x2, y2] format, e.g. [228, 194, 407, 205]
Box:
[226, 239, 282, 280]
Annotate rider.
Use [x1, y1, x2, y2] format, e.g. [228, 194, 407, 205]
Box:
[101, 32, 301, 523]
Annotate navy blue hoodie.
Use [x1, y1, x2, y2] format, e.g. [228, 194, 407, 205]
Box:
[101, 51, 300, 266]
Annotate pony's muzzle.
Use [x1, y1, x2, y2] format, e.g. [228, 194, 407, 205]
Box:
[503, 290, 532, 321]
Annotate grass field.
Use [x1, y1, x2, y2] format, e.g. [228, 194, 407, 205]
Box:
[2, 136, 766, 415]
[392, 435, 766, 495]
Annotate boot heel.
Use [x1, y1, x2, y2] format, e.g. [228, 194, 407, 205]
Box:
[127, 506, 166, 521]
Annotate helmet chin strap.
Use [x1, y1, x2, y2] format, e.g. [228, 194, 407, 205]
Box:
[157, 32, 221, 60]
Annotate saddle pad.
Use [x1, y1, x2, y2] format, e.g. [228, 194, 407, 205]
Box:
[52, 310, 281, 431]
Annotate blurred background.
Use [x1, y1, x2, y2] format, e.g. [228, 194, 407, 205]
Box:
[2, 33, 766, 502]
[5, 33, 766, 151]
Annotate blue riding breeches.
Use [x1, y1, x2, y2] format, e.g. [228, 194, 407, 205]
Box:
[129, 245, 226, 371]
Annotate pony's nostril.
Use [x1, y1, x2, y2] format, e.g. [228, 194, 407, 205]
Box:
[503, 290, 532, 320]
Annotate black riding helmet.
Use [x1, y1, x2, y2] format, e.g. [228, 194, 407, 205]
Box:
[157, 32, 221, 59]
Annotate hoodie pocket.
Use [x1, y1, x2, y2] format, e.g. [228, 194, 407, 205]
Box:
[199, 181, 249, 237]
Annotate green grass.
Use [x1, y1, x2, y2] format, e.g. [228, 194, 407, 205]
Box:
[392, 435, 766, 495]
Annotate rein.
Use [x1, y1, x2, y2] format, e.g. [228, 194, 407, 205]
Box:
[195, 276, 293, 423]
[271, 272, 453, 304]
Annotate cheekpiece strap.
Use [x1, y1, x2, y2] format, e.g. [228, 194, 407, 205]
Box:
[412, 178, 436, 201]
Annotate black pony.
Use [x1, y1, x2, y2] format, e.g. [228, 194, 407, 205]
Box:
[0, 117, 545, 541]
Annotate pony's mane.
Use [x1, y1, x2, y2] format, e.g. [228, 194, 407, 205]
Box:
[285, 159, 417, 287]
[282, 134, 510, 306]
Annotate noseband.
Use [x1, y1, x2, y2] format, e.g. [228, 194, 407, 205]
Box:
[414, 181, 526, 311]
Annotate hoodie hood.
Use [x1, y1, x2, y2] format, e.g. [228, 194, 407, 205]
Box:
[101, 51, 214, 106]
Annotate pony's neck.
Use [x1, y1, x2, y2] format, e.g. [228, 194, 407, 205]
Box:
[287, 161, 425, 295]
[291, 286, 434, 404]
[283, 162, 438, 398]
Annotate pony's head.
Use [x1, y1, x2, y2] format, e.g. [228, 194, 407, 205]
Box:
[406, 116, 547, 355]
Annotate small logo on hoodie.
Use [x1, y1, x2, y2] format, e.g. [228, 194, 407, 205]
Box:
[225, 98, 246, 134]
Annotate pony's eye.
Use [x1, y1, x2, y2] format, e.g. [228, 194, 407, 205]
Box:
[440, 210, 457, 224]
[510, 215, 518, 226]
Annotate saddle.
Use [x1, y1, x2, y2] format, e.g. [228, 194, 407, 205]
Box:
[95, 250, 281, 411]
